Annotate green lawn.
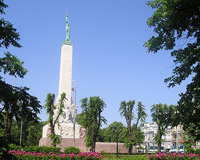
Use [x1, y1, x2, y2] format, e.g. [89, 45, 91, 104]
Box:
[105, 154, 148, 160]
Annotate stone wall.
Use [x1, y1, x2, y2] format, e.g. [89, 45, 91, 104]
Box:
[39, 138, 88, 152]
[95, 142, 128, 153]
[39, 138, 128, 153]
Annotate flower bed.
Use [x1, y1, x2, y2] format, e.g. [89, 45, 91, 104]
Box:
[8, 150, 105, 160]
[148, 152, 200, 160]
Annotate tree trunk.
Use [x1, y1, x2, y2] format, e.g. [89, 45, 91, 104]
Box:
[50, 109, 55, 135]
[128, 143, 132, 155]
[158, 125, 161, 153]
[128, 131, 133, 155]
[92, 134, 96, 152]
[130, 118, 139, 154]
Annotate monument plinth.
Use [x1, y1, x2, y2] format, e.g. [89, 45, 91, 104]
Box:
[39, 13, 86, 151]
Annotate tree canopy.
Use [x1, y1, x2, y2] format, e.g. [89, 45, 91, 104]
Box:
[97, 121, 124, 143]
[145, 0, 200, 140]
[0, 1, 42, 153]
[0, 0, 21, 49]
[119, 100, 147, 154]
[78, 96, 107, 152]
[44, 93, 66, 147]
[151, 104, 175, 152]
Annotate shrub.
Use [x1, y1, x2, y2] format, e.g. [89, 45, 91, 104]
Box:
[195, 149, 200, 155]
[9, 151, 105, 160]
[64, 146, 81, 155]
[184, 144, 196, 154]
[9, 144, 22, 151]
[148, 152, 200, 160]
[24, 146, 60, 153]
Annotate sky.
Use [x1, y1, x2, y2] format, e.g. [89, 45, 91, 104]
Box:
[2, 0, 189, 127]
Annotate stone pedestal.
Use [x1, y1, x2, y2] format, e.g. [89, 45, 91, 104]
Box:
[39, 123, 87, 152]
[41, 123, 86, 139]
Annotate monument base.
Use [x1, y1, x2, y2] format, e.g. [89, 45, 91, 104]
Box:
[42, 123, 86, 139]
[39, 139, 129, 153]
[40, 123, 87, 152]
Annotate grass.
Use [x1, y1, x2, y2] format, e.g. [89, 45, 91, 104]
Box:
[104, 154, 148, 160]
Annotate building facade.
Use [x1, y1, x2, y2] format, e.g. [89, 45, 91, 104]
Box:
[171, 125, 184, 146]
[141, 122, 172, 150]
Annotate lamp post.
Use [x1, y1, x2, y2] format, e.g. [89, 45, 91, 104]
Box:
[175, 109, 178, 151]
[20, 120, 22, 146]
[72, 80, 76, 147]
[112, 125, 123, 158]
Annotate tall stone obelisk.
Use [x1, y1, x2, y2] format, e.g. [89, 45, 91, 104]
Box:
[40, 13, 86, 141]
[58, 45, 72, 106]
[58, 13, 72, 106]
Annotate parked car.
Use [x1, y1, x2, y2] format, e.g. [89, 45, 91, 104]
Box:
[148, 146, 165, 153]
[169, 145, 184, 153]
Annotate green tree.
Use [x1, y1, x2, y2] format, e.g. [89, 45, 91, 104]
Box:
[107, 121, 124, 142]
[119, 100, 147, 154]
[0, 82, 41, 137]
[151, 104, 175, 152]
[0, 1, 21, 49]
[144, 0, 200, 140]
[78, 96, 107, 152]
[182, 130, 196, 147]
[97, 121, 124, 143]
[44, 93, 66, 147]
[24, 120, 47, 146]
[0, 1, 42, 157]
[10, 120, 47, 146]
[122, 125, 145, 149]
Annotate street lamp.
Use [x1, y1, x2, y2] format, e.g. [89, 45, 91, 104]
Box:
[112, 125, 123, 158]
[72, 80, 76, 147]
[20, 120, 22, 146]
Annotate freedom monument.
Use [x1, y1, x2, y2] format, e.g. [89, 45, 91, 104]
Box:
[39, 13, 129, 153]
[39, 13, 86, 150]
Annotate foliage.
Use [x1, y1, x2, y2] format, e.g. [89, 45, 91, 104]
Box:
[26, 121, 47, 146]
[97, 121, 124, 143]
[105, 154, 148, 160]
[0, 1, 42, 157]
[0, 134, 11, 159]
[49, 134, 62, 147]
[184, 144, 195, 154]
[0, 0, 21, 49]
[9, 144, 22, 151]
[0, 80, 42, 136]
[77, 96, 107, 152]
[119, 100, 147, 154]
[151, 104, 175, 152]
[182, 130, 196, 147]
[9, 144, 61, 154]
[122, 126, 145, 148]
[97, 121, 145, 147]
[0, 52, 27, 78]
[148, 152, 200, 160]
[8, 120, 47, 146]
[145, 0, 200, 140]
[24, 146, 61, 154]
[9, 150, 105, 160]
[44, 93, 66, 147]
[64, 146, 80, 155]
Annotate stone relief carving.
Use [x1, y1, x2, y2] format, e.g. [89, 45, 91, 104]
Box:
[79, 126, 86, 139]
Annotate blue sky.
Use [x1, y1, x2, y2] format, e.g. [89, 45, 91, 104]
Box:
[2, 0, 188, 127]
